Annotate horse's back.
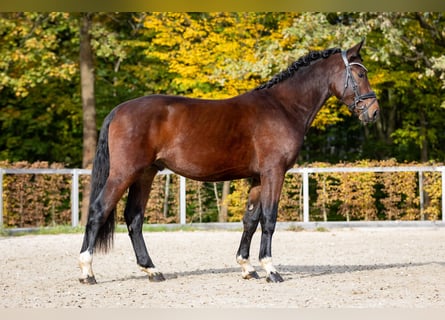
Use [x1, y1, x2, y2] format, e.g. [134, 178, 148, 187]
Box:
[106, 94, 262, 181]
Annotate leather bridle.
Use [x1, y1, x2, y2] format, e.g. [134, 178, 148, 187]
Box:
[340, 50, 377, 121]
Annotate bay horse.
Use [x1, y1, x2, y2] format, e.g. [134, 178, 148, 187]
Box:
[79, 40, 379, 284]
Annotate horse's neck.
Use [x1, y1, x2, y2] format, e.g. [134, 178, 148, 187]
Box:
[272, 69, 332, 132]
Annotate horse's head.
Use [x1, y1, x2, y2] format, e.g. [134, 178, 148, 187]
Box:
[330, 40, 380, 124]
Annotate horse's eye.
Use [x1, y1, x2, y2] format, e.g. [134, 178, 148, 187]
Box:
[358, 72, 365, 78]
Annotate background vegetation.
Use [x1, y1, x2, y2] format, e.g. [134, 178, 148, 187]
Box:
[0, 12, 444, 226]
[1, 160, 442, 227]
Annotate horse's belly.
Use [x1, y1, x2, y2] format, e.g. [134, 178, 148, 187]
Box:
[156, 149, 254, 182]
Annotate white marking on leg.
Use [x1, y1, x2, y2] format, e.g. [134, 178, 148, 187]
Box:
[236, 255, 256, 278]
[260, 257, 277, 276]
[79, 250, 94, 279]
[140, 266, 160, 277]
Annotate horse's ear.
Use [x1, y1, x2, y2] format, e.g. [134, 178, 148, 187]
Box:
[347, 38, 365, 59]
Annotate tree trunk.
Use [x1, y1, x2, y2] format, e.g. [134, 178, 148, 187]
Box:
[419, 107, 428, 163]
[385, 89, 397, 144]
[79, 13, 97, 226]
[322, 177, 327, 222]
[163, 174, 171, 219]
[419, 107, 429, 219]
[213, 182, 221, 217]
[219, 181, 230, 222]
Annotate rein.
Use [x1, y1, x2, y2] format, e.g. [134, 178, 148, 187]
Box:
[340, 50, 377, 121]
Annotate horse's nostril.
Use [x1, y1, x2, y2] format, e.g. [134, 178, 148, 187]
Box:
[372, 109, 379, 120]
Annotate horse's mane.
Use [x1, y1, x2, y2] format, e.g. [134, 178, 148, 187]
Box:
[255, 47, 341, 90]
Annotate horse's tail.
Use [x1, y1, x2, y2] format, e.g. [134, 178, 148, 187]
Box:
[88, 108, 117, 253]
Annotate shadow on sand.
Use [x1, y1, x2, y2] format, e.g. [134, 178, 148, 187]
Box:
[99, 261, 445, 283]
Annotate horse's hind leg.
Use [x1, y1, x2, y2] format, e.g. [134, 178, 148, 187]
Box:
[236, 177, 262, 280]
[79, 175, 132, 284]
[124, 167, 165, 282]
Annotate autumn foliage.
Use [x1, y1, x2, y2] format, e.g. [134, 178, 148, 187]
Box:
[1, 160, 442, 228]
[1, 161, 71, 227]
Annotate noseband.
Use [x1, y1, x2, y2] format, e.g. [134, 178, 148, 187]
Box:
[340, 50, 377, 120]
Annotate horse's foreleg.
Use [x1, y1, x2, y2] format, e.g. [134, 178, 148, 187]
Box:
[236, 178, 261, 280]
[125, 169, 165, 282]
[258, 171, 285, 283]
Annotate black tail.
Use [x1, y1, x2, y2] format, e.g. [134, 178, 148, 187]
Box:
[87, 108, 117, 253]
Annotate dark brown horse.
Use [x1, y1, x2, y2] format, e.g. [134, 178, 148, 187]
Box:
[79, 40, 379, 284]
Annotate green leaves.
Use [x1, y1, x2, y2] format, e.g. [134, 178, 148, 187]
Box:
[0, 12, 444, 166]
[0, 13, 78, 97]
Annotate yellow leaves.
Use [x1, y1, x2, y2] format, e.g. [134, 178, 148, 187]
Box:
[328, 160, 379, 221]
[225, 179, 250, 222]
[423, 171, 442, 220]
[223, 160, 443, 223]
[145, 12, 201, 48]
[280, 173, 303, 222]
[378, 159, 420, 220]
[139, 12, 369, 128]
[368, 70, 388, 87]
[1, 161, 72, 227]
[48, 62, 78, 81]
[24, 37, 45, 50]
[308, 160, 445, 222]
[142, 12, 288, 98]
[312, 97, 350, 130]
[0, 13, 78, 98]
[182, 27, 207, 42]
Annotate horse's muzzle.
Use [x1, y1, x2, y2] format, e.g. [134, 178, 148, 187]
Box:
[357, 97, 379, 124]
[371, 108, 379, 122]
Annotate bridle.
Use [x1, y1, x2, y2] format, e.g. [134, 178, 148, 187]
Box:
[340, 50, 377, 120]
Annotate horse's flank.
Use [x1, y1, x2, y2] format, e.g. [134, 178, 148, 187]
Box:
[108, 91, 298, 182]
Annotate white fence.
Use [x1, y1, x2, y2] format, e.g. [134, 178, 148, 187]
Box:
[288, 166, 445, 223]
[0, 165, 444, 228]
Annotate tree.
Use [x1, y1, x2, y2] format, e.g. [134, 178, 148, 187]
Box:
[0, 12, 81, 165]
[0, 12, 137, 167]
[321, 12, 445, 162]
[141, 12, 294, 98]
[79, 13, 97, 225]
[79, 13, 97, 169]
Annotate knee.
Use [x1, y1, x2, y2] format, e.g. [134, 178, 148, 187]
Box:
[260, 214, 278, 235]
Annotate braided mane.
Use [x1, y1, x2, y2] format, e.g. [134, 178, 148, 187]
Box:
[255, 47, 341, 90]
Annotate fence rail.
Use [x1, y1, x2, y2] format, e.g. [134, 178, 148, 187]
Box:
[287, 166, 445, 224]
[1, 165, 444, 228]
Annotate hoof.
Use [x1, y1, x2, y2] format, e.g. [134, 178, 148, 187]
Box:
[243, 270, 260, 280]
[148, 272, 166, 282]
[79, 275, 97, 285]
[266, 272, 284, 283]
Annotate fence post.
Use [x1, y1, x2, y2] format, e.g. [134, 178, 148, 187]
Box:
[302, 169, 309, 223]
[0, 168, 3, 228]
[179, 176, 186, 224]
[71, 169, 80, 227]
